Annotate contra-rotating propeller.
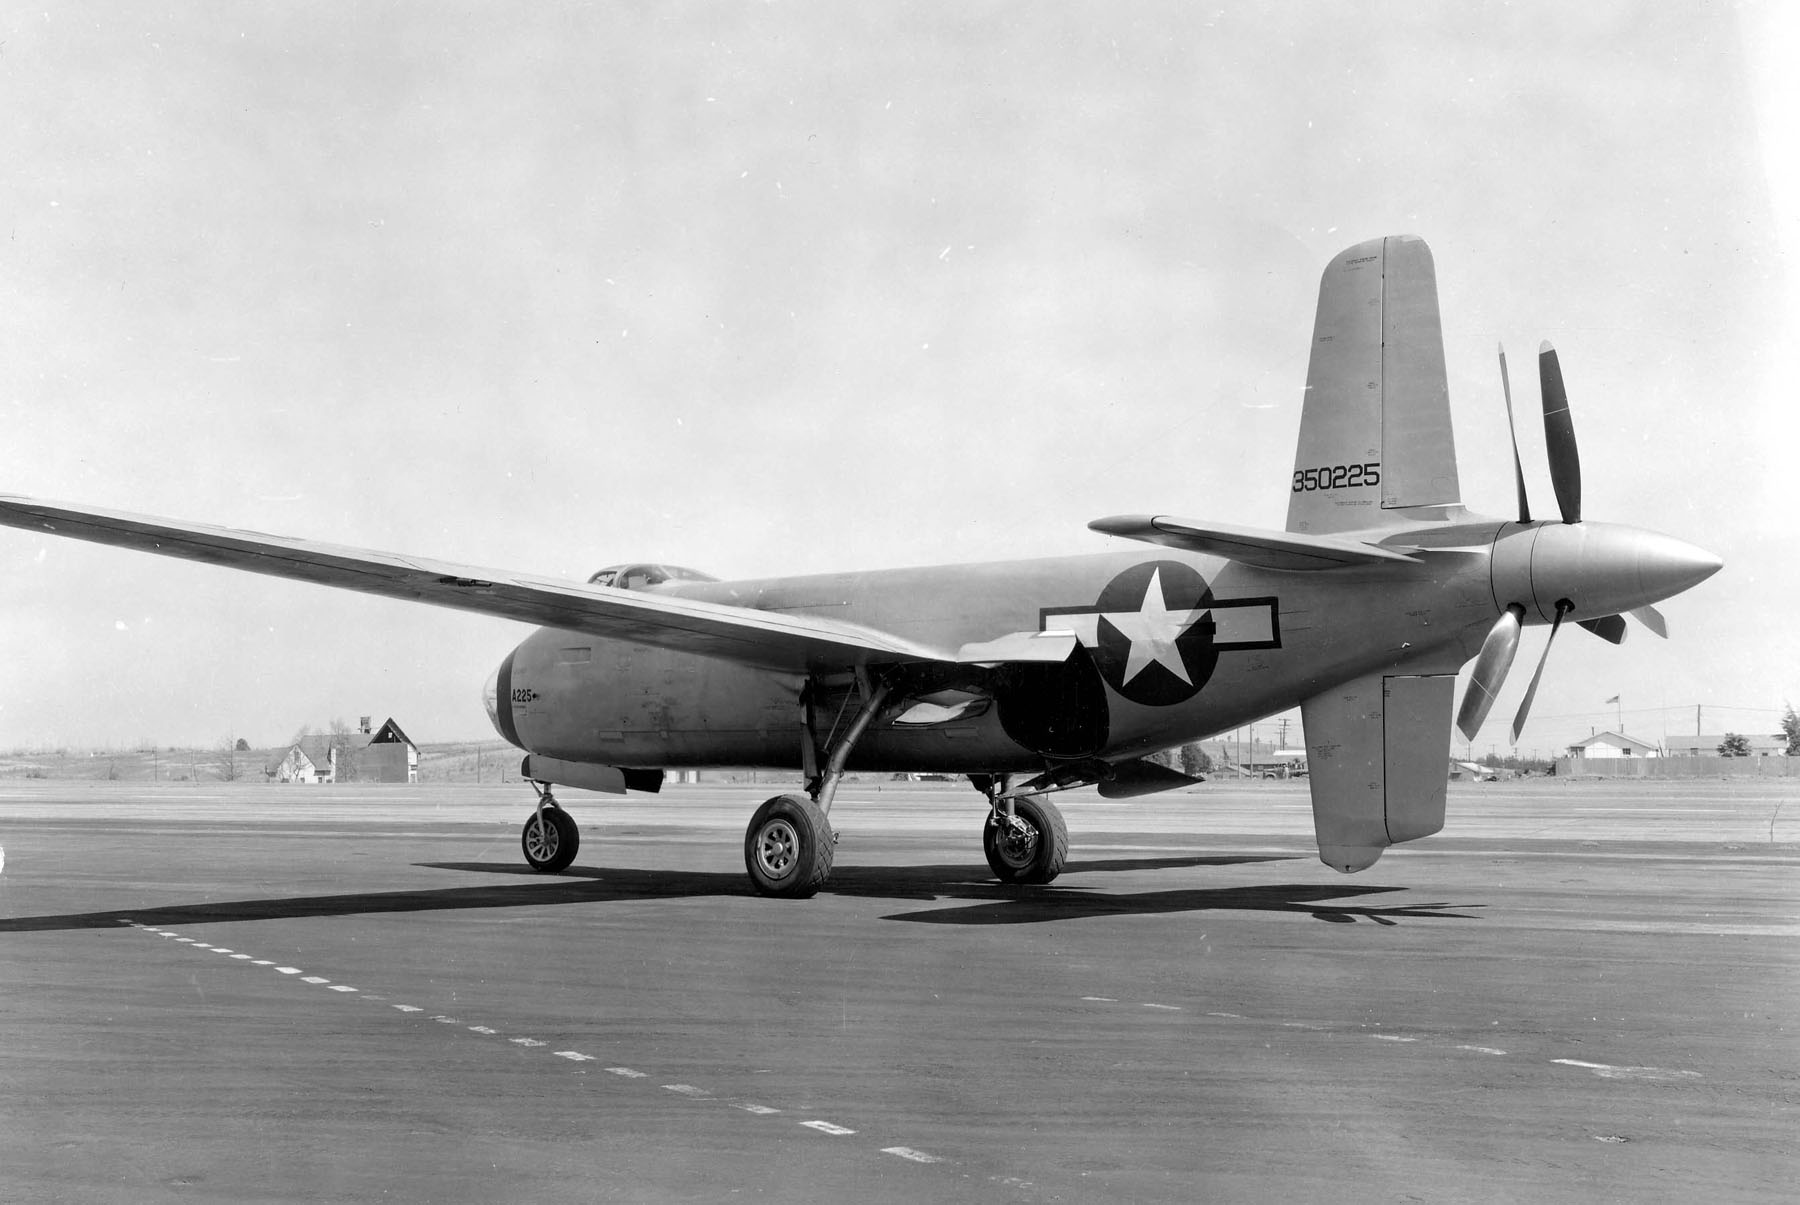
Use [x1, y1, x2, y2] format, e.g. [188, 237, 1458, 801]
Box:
[1454, 342, 1687, 745]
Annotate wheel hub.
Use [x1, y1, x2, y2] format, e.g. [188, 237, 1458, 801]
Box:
[994, 814, 1039, 868]
[754, 818, 799, 880]
[524, 815, 559, 861]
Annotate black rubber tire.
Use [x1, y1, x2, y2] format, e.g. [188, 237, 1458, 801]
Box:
[744, 794, 834, 898]
[521, 805, 579, 873]
[982, 796, 1069, 884]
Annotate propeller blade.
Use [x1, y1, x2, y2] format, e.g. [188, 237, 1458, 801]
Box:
[1577, 614, 1628, 644]
[1457, 604, 1524, 741]
[1498, 344, 1531, 523]
[1628, 604, 1668, 638]
[1539, 341, 1581, 523]
[1511, 601, 1571, 743]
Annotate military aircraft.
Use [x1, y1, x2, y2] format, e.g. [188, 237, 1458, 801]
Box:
[0, 235, 1721, 897]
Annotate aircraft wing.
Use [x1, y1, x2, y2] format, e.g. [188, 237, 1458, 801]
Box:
[0, 494, 1073, 673]
[1089, 514, 1419, 570]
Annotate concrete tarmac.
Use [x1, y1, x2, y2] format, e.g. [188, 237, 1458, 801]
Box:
[1, 778, 1795, 1203]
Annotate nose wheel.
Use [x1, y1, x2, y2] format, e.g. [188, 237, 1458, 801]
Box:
[521, 786, 579, 873]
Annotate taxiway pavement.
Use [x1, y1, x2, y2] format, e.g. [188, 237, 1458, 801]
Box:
[2, 778, 1795, 1202]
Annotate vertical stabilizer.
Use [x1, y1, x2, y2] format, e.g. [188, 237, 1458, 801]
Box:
[1286, 235, 1459, 535]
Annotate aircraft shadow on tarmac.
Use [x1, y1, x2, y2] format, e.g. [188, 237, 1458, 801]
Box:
[0, 854, 1482, 931]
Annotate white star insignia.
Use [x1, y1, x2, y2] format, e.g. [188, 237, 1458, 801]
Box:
[1098, 567, 1208, 686]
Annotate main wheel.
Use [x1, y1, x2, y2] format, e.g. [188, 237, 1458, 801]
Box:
[521, 805, 579, 873]
[982, 796, 1069, 884]
[744, 794, 834, 898]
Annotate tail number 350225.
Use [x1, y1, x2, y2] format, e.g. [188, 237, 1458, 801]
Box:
[1292, 462, 1380, 492]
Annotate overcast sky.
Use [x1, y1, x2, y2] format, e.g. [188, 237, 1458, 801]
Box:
[1, 2, 1793, 757]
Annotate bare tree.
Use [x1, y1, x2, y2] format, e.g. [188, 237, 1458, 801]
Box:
[217, 734, 242, 781]
[328, 716, 355, 783]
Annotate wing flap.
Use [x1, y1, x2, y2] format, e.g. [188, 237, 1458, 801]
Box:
[0, 495, 1062, 673]
[1089, 514, 1419, 570]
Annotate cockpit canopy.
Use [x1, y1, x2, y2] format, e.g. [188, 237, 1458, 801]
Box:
[586, 563, 720, 591]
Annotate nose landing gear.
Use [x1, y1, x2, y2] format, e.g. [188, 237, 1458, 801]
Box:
[521, 782, 579, 874]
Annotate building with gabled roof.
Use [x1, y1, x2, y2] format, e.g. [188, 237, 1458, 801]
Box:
[350, 717, 419, 783]
[268, 717, 419, 783]
[1565, 731, 1661, 759]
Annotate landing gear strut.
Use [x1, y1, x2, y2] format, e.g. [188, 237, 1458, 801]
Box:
[974, 776, 1069, 884]
[521, 781, 579, 873]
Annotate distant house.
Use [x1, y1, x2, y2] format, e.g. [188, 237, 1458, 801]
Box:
[271, 736, 336, 784]
[1664, 733, 1786, 758]
[1565, 731, 1661, 759]
[269, 718, 420, 784]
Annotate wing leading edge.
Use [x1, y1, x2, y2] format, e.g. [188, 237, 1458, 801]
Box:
[0, 495, 1073, 673]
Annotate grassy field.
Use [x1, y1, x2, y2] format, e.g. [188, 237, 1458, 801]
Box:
[0, 739, 523, 785]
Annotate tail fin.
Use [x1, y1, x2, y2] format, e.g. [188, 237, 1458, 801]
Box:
[1285, 235, 1459, 535]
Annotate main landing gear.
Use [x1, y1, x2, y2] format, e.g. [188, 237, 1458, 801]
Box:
[511, 674, 1069, 897]
[741, 676, 898, 898]
[973, 776, 1069, 885]
[743, 793, 834, 898]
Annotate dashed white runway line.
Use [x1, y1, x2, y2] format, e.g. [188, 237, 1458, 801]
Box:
[118, 920, 947, 1170]
[1082, 995, 1699, 1083]
[1552, 1058, 1702, 1082]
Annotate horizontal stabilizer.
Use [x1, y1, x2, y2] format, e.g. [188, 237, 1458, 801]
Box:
[1089, 515, 1419, 570]
[1096, 758, 1205, 798]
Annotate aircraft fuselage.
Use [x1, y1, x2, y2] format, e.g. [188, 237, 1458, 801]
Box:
[486, 533, 1506, 773]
